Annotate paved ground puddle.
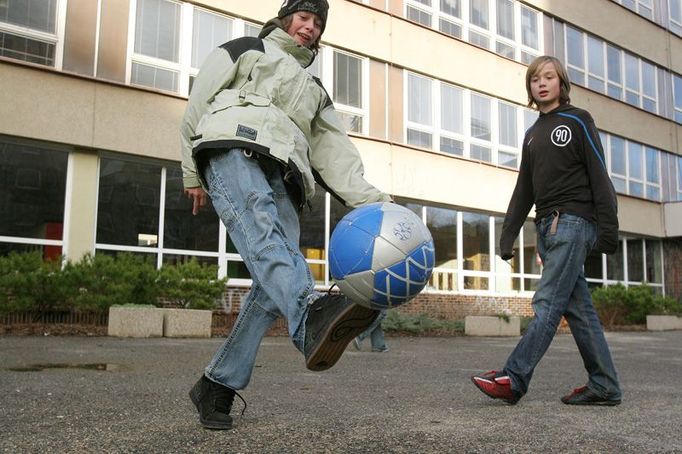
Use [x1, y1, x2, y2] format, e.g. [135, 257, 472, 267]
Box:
[7, 363, 123, 372]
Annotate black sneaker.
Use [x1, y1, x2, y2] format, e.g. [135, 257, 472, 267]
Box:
[561, 386, 621, 406]
[304, 294, 379, 371]
[189, 376, 238, 430]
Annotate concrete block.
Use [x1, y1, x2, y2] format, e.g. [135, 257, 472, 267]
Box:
[108, 306, 164, 337]
[646, 315, 682, 331]
[162, 309, 213, 338]
[465, 315, 520, 336]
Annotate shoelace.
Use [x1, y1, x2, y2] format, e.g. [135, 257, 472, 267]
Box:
[233, 390, 247, 416]
[212, 385, 248, 416]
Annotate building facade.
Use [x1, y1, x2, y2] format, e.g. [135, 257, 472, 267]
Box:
[1, 0, 681, 317]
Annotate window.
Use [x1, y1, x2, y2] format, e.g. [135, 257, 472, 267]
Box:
[462, 212, 490, 290]
[603, 132, 664, 201]
[470, 93, 492, 162]
[0, 0, 60, 66]
[670, 0, 682, 35]
[0, 136, 68, 259]
[607, 240, 625, 281]
[97, 156, 163, 248]
[624, 53, 640, 107]
[641, 61, 657, 113]
[587, 36, 605, 92]
[677, 156, 682, 200]
[440, 83, 465, 155]
[646, 240, 663, 284]
[626, 239, 644, 282]
[406, 3, 432, 26]
[645, 147, 661, 200]
[627, 142, 644, 197]
[497, 101, 518, 168]
[315, 47, 369, 134]
[405, 0, 540, 63]
[553, 19, 665, 116]
[608, 135, 627, 192]
[406, 73, 434, 148]
[405, 71, 524, 167]
[333, 51, 364, 133]
[163, 167, 219, 252]
[674, 74, 682, 124]
[615, 0, 654, 20]
[606, 45, 623, 99]
[565, 26, 585, 84]
[426, 206, 458, 291]
[131, 2, 257, 95]
[131, 0, 182, 92]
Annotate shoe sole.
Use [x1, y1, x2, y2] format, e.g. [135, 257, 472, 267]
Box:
[561, 399, 621, 406]
[188, 388, 233, 430]
[305, 304, 378, 372]
[470, 376, 518, 405]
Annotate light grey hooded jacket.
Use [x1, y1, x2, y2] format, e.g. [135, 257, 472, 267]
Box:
[180, 22, 390, 209]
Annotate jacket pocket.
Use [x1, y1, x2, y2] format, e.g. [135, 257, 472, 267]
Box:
[196, 90, 273, 147]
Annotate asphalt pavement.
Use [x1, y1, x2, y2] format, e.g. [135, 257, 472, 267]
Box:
[1, 331, 681, 453]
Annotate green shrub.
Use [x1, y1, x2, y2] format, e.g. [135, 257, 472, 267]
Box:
[62, 253, 160, 311]
[157, 259, 227, 310]
[381, 310, 464, 334]
[0, 252, 70, 314]
[0, 252, 227, 314]
[592, 283, 681, 327]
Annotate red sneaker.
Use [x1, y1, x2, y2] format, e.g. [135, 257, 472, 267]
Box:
[471, 370, 520, 405]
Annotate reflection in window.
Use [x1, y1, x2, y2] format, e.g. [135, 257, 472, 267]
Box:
[462, 212, 489, 290]
[301, 186, 326, 283]
[427, 206, 458, 291]
[626, 239, 644, 282]
[163, 167, 219, 251]
[584, 249, 603, 280]
[97, 157, 161, 247]
[0, 138, 67, 260]
[645, 240, 662, 283]
[607, 240, 624, 281]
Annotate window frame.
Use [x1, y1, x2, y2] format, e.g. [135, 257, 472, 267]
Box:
[403, 0, 542, 64]
[0, 0, 66, 68]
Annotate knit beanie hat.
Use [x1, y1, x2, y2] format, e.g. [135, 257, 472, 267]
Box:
[278, 0, 329, 32]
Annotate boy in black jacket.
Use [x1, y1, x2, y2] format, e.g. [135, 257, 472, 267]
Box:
[471, 56, 622, 406]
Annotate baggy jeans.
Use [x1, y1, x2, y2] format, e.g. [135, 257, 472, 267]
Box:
[357, 309, 388, 351]
[503, 213, 622, 400]
[201, 149, 316, 390]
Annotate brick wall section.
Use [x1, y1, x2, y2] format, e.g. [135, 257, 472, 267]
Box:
[213, 287, 535, 319]
[664, 238, 682, 302]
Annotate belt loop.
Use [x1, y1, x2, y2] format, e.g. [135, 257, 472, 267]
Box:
[550, 210, 560, 235]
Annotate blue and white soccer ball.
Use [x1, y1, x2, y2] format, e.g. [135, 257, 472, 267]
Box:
[329, 202, 435, 310]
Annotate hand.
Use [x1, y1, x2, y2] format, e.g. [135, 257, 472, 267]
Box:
[500, 251, 514, 261]
[184, 187, 207, 215]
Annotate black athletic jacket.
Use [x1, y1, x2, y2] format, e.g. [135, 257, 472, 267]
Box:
[499, 104, 619, 259]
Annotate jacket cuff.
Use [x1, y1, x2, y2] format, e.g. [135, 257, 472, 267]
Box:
[183, 175, 201, 189]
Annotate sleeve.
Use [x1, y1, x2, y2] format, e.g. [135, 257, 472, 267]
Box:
[499, 144, 535, 260]
[308, 105, 391, 208]
[180, 46, 239, 189]
[581, 114, 619, 254]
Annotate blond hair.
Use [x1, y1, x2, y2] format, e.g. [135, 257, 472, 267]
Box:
[525, 56, 571, 109]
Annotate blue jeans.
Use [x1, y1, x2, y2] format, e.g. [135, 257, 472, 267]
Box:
[357, 309, 387, 350]
[503, 213, 622, 400]
[201, 149, 316, 390]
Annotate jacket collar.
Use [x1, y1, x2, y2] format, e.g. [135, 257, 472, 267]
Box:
[263, 25, 315, 68]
